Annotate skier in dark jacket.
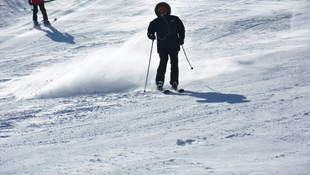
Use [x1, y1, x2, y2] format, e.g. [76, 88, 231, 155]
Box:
[28, 0, 50, 26]
[147, 2, 185, 91]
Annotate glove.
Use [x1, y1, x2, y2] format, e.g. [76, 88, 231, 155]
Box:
[29, 2, 33, 5]
[148, 33, 156, 40]
[178, 38, 184, 45]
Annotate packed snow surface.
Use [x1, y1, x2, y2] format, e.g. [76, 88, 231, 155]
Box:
[0, 0, 310, 174]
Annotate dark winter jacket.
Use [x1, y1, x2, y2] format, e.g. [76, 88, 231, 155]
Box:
[28, 0, 43, 5]
[147, 15, 185, 53]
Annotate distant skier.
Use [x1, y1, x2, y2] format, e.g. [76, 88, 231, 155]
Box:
[28, 0, 50, 26]
[147, 2, 185, 91]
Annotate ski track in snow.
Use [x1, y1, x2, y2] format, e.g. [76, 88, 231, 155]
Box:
[1, 0, 310, 174]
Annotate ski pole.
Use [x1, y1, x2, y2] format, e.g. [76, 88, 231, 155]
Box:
[144, 40, 154, 93]
[181, 45, 193, 70]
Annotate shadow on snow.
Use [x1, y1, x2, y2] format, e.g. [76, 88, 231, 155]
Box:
[39, 25, 75, 44]
[178, 91, 250, 104]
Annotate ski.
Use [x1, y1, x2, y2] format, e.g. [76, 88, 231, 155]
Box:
[44, 0, 56, 3]
[177, 89, 185, 93]
[157, 88, 170, 94]
[171, 87, 185, 93]
[156, 86, 170, 94]
[156, 83, 170, 94]
[163, 89, 171, 94]
[160, 89, 184, 94]
[32, 18, 57, 29]
[171, 83, 184, 93]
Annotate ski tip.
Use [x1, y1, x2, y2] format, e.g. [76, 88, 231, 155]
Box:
[178, 89, 185, 93]
[163, 89, 170, 94]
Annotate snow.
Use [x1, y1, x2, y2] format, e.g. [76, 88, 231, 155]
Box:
[1, 0, 310, 174]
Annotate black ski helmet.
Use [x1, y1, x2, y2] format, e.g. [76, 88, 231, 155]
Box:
[155, 2, 171, 17]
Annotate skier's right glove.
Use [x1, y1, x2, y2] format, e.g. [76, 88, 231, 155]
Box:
[147, 33, 156, 40]
[29, 2, 33, 5]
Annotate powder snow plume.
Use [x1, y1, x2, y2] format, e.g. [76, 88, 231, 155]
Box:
[9, 32, 153, 99]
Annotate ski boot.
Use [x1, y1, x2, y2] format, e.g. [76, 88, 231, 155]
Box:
[171, 81, 178, 91]
[33, 20, 39, 27]
[43, 20, 51, 26]
[156, 81, 164, 91]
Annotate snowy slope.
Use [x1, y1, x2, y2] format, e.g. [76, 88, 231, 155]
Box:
[1, 0, 310, 174]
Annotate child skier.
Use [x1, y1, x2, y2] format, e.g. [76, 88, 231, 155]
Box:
[147, 2, 185, 91]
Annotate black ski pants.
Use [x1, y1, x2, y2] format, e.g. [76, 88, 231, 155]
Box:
[32, 2, 48, 22]
[156, 50, 179, 85]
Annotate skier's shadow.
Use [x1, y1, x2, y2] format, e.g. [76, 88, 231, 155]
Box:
[39, 25, 75, 44]
[179, 90, 250, 104]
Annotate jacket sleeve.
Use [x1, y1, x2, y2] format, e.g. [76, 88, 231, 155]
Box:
[177, 17, 185, 40]
[147, 21, 156, 38]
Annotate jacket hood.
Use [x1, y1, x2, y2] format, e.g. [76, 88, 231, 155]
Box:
[154, 2, 171, 17]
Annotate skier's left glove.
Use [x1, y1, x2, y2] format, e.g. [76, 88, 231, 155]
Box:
[178, 38, 184, 45]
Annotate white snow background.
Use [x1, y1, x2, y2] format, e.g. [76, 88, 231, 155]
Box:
[0, 0, 310, 174]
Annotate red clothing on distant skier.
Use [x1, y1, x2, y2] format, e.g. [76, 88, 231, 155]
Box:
[28, 0, 43, 5]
